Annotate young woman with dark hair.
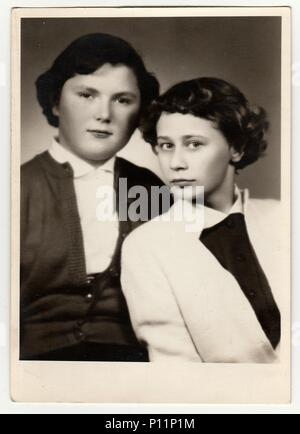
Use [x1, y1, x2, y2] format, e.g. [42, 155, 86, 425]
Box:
[121, 77, 281, 363]
[21, 33, 163, 362]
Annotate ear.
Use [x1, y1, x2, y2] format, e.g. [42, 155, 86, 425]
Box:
[230, 147, 244, 164]
[152, 145, 159, 156]
[52, 105, 60, 117]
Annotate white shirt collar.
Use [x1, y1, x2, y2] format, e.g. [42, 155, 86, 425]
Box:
[165, 186, 249, 237]
[168, 186, 248, 236]
[203, 186, 248, 229]
[49, 138, 116, 178]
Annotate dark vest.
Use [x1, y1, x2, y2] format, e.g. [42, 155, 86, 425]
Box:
[200, 213, 281, 349]
[20, 152, 166, 360]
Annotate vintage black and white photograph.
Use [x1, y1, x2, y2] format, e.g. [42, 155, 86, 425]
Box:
[11, 7, 291, 403]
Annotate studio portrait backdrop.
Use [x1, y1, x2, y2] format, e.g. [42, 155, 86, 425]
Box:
[21, 16, 281, 199]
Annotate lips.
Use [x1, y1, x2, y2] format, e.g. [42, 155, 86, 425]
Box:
[170, 180, 196, 187]
[87, 129, 113, 139]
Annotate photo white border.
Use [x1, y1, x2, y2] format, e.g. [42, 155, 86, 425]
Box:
[0, 0, 298, 413]
[11, 5, 291, 404]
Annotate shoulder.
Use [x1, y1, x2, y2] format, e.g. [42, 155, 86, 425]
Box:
[246, 196, 282, 230]
[21, 154, 48, 208]
[247, 197, 281, 217]
[123, 213, 169, 255]
[21, 152, 48, 183]
[117, 157, 164, 188]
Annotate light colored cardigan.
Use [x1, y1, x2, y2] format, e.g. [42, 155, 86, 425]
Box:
[121, 190, 283, 363]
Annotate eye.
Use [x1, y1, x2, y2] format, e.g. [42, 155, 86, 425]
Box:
[187, 141, 204, 150]
[157, 142, 175, 152]
[78, 92, 93, 100]
[114, 96, 133, 105]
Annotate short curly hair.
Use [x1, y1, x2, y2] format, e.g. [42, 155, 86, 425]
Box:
[36, 33, 160, 128]
[142, 77, 269, 170]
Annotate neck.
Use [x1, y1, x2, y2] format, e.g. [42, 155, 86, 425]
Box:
[57, 136, 114, 169]
[85, 157, 113, 169]
[205, 167, 236, 213]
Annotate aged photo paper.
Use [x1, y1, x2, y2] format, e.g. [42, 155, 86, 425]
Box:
[11, 6, 291, 403]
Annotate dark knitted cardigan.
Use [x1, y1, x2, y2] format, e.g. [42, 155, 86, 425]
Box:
[20, 151, 165, 360]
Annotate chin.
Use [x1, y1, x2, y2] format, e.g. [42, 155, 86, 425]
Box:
[90, 154, 114, 162]
[82, 148, 115, 161]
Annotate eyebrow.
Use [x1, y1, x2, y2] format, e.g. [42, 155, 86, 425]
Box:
[113, 91, 139, 99]
[75, 86, 138, 99]
[182, 135, 207, 140]
[75, 86, 99, 94]
[157, 136, 172, 141]
[157, 135, 207, 140]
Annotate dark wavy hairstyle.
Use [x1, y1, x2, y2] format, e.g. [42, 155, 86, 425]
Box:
[36, 33, 160, 128]
[142, 77, 269, 170]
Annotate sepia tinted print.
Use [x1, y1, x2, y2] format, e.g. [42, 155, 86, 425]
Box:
[18, 13, 286, 367]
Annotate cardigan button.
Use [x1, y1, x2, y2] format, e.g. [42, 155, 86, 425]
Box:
[109, 268, 119, 278]
[74, 328, 86, 342]
[113, 271, 120, 278]
[237, 253, 246, 262]
[85, 293, 93, 302]
[63, 163, 73, 176]
[86, 276, 96, 285]
[226, 217, 235, 229]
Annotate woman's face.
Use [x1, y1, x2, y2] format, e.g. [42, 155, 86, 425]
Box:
[54, 63, 141, 163]
[155, 112, 238, 200]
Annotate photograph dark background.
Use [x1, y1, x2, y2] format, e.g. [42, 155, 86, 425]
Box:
[21, 16, 282, 199]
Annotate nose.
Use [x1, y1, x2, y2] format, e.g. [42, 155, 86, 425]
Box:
[170, 148, 188, 171]
[95, 98, 111, 123]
